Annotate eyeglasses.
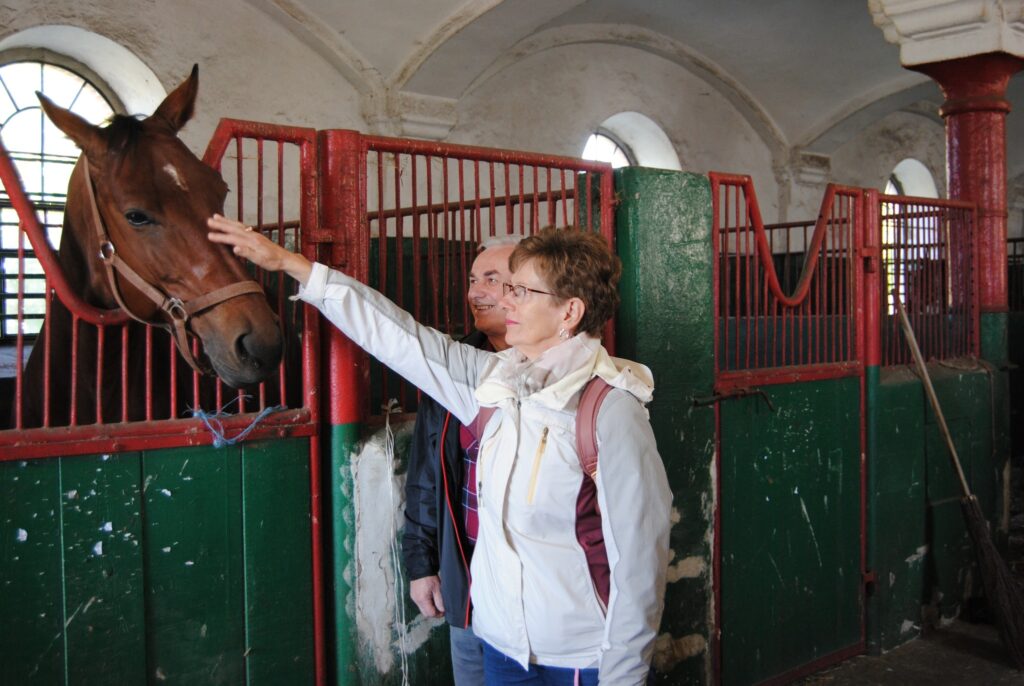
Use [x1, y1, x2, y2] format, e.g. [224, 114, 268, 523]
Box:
[502, 282, 556, 300]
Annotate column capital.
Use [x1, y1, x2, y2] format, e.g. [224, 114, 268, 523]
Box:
[911, 53, 1024, 115]
[870, 0, 1024, 65]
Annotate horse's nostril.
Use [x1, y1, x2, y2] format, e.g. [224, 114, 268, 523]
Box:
[236, 330, 283, 370]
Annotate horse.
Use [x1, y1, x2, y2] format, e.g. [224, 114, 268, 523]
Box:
[16, 65, 283, 429]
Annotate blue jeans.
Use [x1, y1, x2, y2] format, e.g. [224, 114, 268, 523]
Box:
[451, 624, 486, 686]
[481, 641, 599, 686]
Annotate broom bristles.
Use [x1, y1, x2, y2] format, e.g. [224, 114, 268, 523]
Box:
[961, 495, 1024, 670]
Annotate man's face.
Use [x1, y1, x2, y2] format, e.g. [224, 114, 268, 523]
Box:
[468, 244, 515, 345]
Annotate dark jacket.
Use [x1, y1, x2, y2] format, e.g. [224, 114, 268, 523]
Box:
[402, 329, 489, 629]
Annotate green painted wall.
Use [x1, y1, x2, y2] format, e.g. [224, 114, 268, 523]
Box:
[615, 167, 716, 683]
[867, 363, 1003, 652]
[0, 439, 315, 685]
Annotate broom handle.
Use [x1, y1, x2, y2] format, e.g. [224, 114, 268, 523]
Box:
[892, 291, 973, 499]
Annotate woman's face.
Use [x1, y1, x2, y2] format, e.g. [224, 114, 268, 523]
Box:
[500, 259, 570, 360]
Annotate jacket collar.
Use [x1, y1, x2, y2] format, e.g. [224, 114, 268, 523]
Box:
[475, 334, 654, 410]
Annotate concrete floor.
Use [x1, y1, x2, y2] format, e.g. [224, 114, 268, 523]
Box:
[796, 621, 1024, 685]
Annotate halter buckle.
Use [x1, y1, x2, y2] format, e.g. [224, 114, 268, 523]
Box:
[166, 297, 188, 321]
[99, 241, 116, 261]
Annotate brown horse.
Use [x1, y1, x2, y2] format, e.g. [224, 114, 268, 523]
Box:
[17, 66, 282, 428]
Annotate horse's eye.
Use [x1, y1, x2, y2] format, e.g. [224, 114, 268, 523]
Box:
[124, 210, 154, 228]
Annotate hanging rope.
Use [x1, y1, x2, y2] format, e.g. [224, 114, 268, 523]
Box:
[382, 398, 411, 686]
[189, 395, 285, 448]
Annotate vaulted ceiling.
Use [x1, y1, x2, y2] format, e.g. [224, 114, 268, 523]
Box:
[244, 0, 1024, 183]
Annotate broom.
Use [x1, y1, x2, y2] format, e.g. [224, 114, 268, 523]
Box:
[893, 291, 1024, 669]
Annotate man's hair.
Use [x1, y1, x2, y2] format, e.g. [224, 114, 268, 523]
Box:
[509, 227, 620, 337]
[478, 232, 525, 252]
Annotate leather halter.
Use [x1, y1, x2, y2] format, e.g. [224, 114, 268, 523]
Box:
[82, 161, 264, 375]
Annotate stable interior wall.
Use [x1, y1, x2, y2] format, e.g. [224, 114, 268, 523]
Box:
[451, 42, 781, 221]
[829, 110, 946, 196]
[868, 363, 1004, 652]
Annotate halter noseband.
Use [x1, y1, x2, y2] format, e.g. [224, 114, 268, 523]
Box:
[83, 161, 264, 376]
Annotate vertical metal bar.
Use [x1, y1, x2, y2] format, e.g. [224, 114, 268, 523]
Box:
[744, 196, 752, 369]
[585, 171, 594, 233]
[501, 162, 509, 237]
[121, 325, 129, 422]
[412, 154, 420, 320]
[255, 138, 266, 412]
[560, 169, 569, 228]
[14, 223, 27, 429]
[531, 165, 540, 233]
[95, 325, 104, 424]
[460, 160, 469, 331]
[518, 163, 525, 233]
[145, 326, 153, 421]
[547, 167, 555, 226]
[43, 285, 52, 427]
[276, 140, 287, 408]
[711, 176, 721, 376]
[70, 314, 78, 426]
[733, 185, 741, 370]
[169, 332, 177, 420]
[442, 157, 451, 332]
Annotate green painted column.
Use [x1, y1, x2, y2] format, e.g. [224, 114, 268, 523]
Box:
[330, 422, 361, 686]
[614, 167, 716, 684]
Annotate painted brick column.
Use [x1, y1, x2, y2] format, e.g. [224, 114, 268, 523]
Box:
[914, 53, 1024, 316]
[614, 167, 716, 684]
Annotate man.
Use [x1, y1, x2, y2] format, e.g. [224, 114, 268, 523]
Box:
[402, 234, 519, 686]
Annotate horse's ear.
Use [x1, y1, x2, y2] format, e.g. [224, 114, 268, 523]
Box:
[37, 92, 106, 162]
[152, 64, 199, 133]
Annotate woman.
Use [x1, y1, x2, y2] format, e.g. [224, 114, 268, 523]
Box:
[208, 215, 672, 685]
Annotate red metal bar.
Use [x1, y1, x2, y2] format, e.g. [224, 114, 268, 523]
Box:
[863, 191, 881, 368]
[0, 141, 129, 327]
[1, 410, 315, 460]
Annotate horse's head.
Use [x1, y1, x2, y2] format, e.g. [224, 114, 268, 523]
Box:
[38, 66, 282, 388]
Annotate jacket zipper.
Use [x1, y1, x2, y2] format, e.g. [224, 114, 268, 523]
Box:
[525, 426, 549, 505]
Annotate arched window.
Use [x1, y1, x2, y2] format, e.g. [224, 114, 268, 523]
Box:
[0, 59, 115, 341]
[582, 130, 635, 168]
[881, 158, 942, 314]
[582, 112, 681, 171]
[884, 158, 937, 198]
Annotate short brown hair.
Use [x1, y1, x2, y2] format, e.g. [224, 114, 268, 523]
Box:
[509, 227, 621, 337]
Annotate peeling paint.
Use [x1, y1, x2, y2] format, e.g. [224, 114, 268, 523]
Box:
[666, 555, 706, 582]
[652, 632, 707, 672]
[905, 545, 928, 565]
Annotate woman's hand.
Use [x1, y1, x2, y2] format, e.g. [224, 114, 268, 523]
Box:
[207, 214, 313, 285]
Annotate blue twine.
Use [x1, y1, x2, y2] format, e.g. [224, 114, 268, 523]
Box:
[188, 395, 286, 448]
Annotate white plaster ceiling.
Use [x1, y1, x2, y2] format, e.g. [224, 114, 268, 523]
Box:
[247, 0, 1024, 179]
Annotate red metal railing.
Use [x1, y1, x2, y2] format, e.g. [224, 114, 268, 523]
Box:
[1010, 237, 1024, 312]
[878, 195, 978, 364]
[710, 173, 863, 387]
[0, 122, 321, 457]
[318, 131, 615, 420]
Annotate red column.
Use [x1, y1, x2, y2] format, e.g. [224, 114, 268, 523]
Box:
[914, 53, 1024, 313]
[318, 129, 369, 425]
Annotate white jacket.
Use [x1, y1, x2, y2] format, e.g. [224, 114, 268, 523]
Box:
[297, 263, 672, 685]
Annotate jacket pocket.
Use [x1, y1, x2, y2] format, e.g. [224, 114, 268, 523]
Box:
[525, 427, 550, 505]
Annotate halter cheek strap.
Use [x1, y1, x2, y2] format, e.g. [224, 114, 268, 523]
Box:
[82, 161, 264, 376]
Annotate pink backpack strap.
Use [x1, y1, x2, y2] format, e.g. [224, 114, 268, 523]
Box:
[469, 406, 497, 441]
[575, 377, 613, 480]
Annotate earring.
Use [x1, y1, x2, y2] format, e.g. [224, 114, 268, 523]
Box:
[558, 328, 569, 340]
